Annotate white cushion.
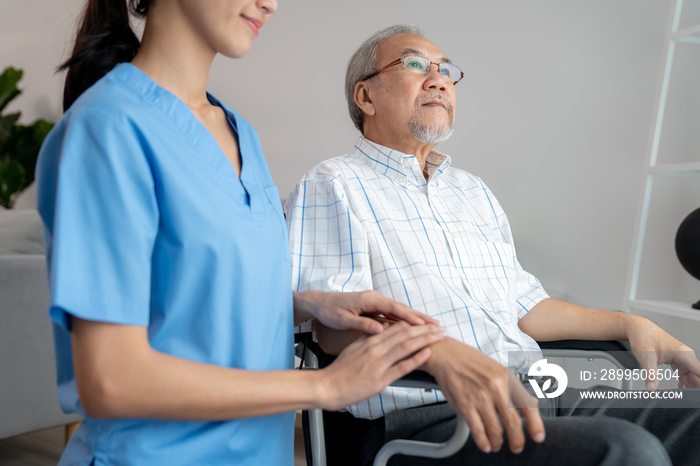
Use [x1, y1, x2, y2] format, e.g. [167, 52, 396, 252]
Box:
[0, 209, 45, 255]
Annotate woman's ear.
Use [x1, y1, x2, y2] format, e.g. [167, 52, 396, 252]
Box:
[354, 81, 375, 117]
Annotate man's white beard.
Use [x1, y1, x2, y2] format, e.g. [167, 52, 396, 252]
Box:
[410, 116, 454, 144]
[410, 93, 455, 144]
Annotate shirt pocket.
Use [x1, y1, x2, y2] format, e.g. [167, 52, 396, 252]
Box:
[464, 240, 519, 319]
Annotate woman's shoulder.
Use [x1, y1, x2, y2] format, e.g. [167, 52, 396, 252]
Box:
[65, 64, 156, 121]
[42, 65, 164, 166]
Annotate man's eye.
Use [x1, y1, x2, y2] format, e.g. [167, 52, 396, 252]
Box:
[405, 58, 426, 71]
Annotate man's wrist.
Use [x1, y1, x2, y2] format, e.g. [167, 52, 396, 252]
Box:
[622, 313, 653, 341]
[420, 337, 458, 375]
[293, 290, 322, 324]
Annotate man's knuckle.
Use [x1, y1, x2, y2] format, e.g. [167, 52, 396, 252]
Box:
[473, 390, 491, 407]
[487, 424, 503, 438]
[503, 413, 521, 430]
[469, 425, 486, 441]
[486, 377, 504, 393]
[522, 396, 539, 409]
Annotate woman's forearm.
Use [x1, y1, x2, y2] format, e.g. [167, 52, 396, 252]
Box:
[71, 317, 328, 419]
[71, 314, 444, 419]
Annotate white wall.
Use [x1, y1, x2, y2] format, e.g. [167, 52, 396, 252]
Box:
[2, 0, 698, 316]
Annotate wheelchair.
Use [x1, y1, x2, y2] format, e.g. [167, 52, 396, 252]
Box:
[295, 330, 639, 466]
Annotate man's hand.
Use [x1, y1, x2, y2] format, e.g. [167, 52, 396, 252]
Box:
[293, 290, 439, 334]
[423, 338, 545, 454]
[625, 316, 700, 391]
[521, 299, 700, 392]
[316, 323, 546, 455]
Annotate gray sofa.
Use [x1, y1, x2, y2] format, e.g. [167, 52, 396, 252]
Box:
[0, 208, 81, 439]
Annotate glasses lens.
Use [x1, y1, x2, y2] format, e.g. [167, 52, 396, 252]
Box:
[402, 56, 431, 74]
[438, 63, 462, 82]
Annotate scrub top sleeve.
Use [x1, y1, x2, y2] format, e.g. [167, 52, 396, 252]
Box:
[43, 109, 158, 330]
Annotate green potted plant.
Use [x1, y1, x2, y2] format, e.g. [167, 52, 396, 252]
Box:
[0, 67, 54, 209]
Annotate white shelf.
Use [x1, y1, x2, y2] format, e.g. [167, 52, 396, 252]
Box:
[628, 300, 700, 322]
[672, 23, 700, 44]
[624, 0, 700, 324]
[649, 162, 700, 176]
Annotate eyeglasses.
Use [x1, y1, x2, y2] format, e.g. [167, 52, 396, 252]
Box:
[362, 55, 464, 85]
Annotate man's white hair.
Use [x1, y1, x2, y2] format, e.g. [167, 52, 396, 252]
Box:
[345, 24, 423, 134]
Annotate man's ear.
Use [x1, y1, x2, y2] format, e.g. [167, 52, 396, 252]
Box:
[354, 81, 376, 117]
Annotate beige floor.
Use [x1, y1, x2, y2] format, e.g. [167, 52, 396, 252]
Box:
[0, 426, 65, 466]
[0, 416, 308, 465]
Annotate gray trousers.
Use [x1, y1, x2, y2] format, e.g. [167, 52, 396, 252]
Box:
[323, 386, 700, 466]
[378, 386, 700, 466]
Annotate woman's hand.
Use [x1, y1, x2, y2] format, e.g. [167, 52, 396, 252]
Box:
[293, 290, 439, 334]
[317, 321, 445, 411]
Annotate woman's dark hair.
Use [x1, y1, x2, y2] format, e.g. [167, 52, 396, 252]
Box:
[59, 0, 149, 111]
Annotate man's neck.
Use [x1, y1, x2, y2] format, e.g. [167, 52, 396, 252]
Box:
[362, 133, 437, 174]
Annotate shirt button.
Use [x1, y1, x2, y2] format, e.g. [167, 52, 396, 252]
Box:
[398, 176, 406, 184]
[451, 232, 458, 239]
[403, 158, 413, 168]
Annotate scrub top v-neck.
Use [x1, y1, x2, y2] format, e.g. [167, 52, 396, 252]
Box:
[36, 63, 294, 465]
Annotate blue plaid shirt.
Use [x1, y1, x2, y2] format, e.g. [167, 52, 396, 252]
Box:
[285, 136, 548, 419]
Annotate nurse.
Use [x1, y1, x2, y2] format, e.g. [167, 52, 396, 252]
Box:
[35, 0, 446, 464]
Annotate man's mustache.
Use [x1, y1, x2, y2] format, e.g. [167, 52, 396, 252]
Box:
[415, 93, 454, 120]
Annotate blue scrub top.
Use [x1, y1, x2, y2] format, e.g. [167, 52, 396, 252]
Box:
[36, 63, 294, 465]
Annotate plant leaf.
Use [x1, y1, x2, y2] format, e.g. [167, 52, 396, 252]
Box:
[0, 112, 21, 148]
[0, 159, 27, 209]
[0, 67, 54, 206]
[0, 67, 23, 114]
[2, 119, 54, 186]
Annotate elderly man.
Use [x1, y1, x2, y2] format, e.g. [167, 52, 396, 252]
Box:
[285, 25, 700, 466]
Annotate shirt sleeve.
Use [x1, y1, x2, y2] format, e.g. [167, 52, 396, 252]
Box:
[285, 173, 373, 294]
[37, 108, 158, 330]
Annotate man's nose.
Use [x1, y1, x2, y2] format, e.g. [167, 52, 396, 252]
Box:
[424, 65, 448, 92]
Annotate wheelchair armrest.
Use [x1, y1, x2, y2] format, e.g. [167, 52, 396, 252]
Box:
[389, 370, 439, 389]
[537, 340, 640, 369]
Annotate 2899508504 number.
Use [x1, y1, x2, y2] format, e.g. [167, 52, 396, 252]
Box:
[599, 368, 679, 381]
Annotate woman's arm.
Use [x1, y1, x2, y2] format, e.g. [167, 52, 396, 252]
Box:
[292, 289, 438, 333]
[71, 316, 445, 419]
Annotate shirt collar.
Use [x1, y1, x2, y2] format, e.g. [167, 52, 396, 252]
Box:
[352, 136, 451, 187]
